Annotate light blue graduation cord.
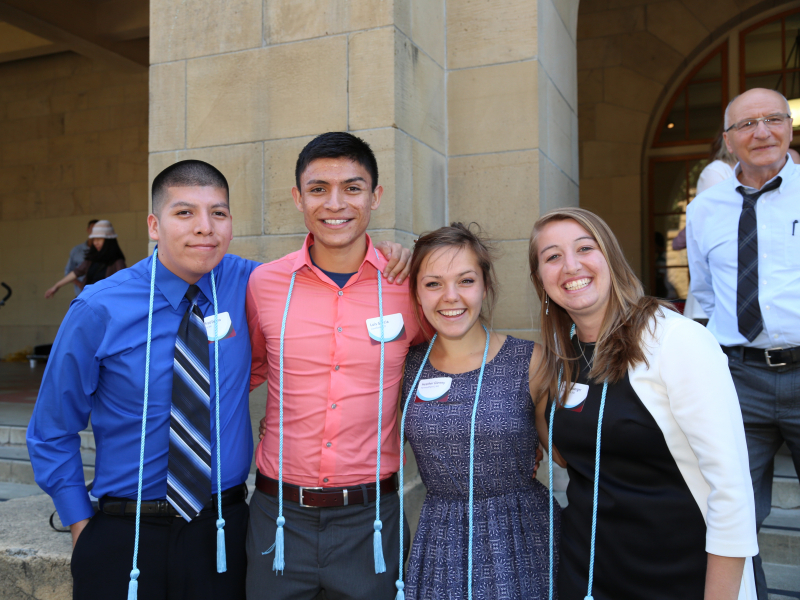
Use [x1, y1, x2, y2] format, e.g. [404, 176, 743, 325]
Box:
[547, 324, 608, 600]
[128, 247, 226, 599]
[271, 248, 389, 575]
[395, 325, 490, 600]
[373, 247, 388, 574]
[127, 247, 158, 600]
[210, 271, 227, 573]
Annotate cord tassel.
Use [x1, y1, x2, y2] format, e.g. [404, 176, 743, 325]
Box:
[395, 580, 406, 600]
[273, 516, 286, 573]
[373, 520, 386, 573]
[127, 569, 139, 600]
[216, 519, 227, 573]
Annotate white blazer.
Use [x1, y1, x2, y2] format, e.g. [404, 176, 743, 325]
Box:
[629, 308, 758, 599]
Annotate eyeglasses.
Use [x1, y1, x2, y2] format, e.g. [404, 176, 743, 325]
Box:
[725, 113, 791, 133]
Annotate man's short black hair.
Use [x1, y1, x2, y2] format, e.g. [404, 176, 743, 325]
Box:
[295, 132, 379, 192]
[87, 219, 99, 229]
[151, 160, 229, 216]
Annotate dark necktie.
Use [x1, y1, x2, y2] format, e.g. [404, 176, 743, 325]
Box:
[735, 177, 781, 342]
[167, 284, 212, 520]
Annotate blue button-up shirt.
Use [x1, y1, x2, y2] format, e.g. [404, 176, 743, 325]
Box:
[27, 252, 259, 526]
[687, 155, 800, 349]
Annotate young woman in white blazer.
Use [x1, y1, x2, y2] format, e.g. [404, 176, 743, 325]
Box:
[528, 207, 758, 600]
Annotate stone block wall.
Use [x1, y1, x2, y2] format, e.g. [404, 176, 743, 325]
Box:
[0, 52, 149, 357]
[447, 0, 579, 340]
[149, 0, 447, 262]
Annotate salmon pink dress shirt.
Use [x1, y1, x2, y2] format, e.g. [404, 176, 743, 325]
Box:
[247, 234, 424, 488]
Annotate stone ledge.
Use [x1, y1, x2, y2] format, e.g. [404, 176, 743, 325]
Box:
[0, 494, 72, 600]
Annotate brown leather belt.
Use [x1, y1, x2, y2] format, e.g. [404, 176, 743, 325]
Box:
[100, 483, 248, 517]
[255, 471, 398, 508]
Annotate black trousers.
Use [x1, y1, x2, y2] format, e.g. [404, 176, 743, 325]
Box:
[71, 499, 249, 600]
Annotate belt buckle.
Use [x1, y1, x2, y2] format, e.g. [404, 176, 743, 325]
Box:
[765, 347, 787, 367]
[298, 486, 322, 508]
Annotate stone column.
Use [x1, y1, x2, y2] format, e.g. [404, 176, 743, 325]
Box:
[447, 0, 579, 340]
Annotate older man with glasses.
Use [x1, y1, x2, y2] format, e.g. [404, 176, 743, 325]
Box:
[686, 87, 800, 600]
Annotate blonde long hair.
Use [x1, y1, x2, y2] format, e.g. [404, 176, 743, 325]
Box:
[528, 208, 674, 405]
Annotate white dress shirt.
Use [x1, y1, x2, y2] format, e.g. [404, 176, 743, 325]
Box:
[686, 155, 800, 348]
[630, 308, 758, 599]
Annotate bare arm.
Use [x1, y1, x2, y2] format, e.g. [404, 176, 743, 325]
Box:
[70, 518, 90, 548]
[705, 554, 745, 600]
[45, 271, 77, 298]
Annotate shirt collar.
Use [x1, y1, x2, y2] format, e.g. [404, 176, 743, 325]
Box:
[153, 248, 218, 310]
[734, 153, 797, 193]
[291, 233, 384, 277]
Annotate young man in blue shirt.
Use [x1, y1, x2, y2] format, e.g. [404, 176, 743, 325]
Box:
[26, 159, 410, 600]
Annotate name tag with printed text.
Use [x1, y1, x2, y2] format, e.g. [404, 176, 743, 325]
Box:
[415, 377, 453, 403]
[561, 382, 589, 412]
[204, 312, 234, 342]
[366, 313, 405, 342]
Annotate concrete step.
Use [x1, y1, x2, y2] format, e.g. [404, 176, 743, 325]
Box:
[0, 457, 94, 486]
[774, 476, 800, 510]
[0, 424, 94, 450]
[759, 524, 800, 566]
[0, 482, 43, 501]
[765, 562, 800, 599]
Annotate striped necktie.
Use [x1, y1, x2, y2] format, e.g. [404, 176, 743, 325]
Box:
[735, 177, 781, 342]
[167, 284, 212, 520]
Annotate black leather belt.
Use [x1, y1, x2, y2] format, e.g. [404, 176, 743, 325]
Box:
[100, 483, 248, 517]
[255, 471, 398, 508]
[721, 345, 800, 368]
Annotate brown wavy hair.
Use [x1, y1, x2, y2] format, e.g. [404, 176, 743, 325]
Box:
[408, 222, 498, 339]
[528, 207, 674, 406]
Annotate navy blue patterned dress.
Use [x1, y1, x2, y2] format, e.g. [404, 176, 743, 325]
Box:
[402, 336, 559, 600]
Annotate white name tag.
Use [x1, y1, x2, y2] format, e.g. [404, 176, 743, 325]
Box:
[561, 382, 589, 409]
[366, 313, 404, 342]
[204, 312, 232, 341]
[416, 377, 453, 402]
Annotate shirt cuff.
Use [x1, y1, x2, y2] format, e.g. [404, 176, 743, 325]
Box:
[52, 485, 94, 527]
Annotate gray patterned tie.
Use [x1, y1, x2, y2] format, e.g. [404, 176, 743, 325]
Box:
[735, 177, 781, 342]
[167, 284, 212, 520]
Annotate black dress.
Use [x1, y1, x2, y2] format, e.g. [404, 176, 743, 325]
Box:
[546, 338, 707, 600]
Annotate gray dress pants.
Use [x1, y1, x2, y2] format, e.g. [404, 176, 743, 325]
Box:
[246, 488, 409, 600]
[727, 355, 800, 600]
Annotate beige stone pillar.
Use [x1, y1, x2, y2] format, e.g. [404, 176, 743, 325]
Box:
[447, 0, 579, 340]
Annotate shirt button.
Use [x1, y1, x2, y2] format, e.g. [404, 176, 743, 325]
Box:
[331, 403, 337, 409]
[323, 478, 329, 483]
[338, 290, 343, 296]
[334, 365, 340, 370]
[763, 254, 767, 258]
[326, 442, 332, 448]
[774, 334, 779, 339]
[337, 327, 342, 332]
[765, 305, 770, 310]
[762, 280, 767, 285]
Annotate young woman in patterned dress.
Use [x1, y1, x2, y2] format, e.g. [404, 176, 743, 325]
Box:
[399, 223, 557, 600]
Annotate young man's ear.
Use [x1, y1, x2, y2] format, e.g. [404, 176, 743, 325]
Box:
[147, 213, 160, 242]
[292, 187, 304, 212]
[370, 185, 384, 210]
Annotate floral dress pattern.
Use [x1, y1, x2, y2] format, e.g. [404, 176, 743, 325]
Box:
[403, 336, 559, 600]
